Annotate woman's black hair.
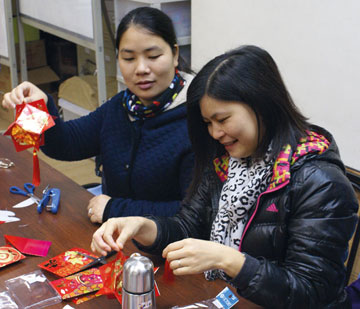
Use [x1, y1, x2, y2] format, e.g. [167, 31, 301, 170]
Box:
[115, 7, 191, 73]
[186, 45, 311, 198]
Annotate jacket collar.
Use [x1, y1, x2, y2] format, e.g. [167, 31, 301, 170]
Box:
[214, 130, 330, 191]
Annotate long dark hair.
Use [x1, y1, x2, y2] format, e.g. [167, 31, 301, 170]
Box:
[115, 7, 191, 73]
[186, 45, 310, 197]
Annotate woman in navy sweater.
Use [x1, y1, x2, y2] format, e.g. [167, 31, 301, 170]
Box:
[2, 7, 194, 223]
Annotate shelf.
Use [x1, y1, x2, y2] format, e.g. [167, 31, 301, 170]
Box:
[178, 36, 190, 46]
[114, 0, 191, 92]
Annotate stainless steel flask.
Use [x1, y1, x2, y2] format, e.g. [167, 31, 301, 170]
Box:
[122, 253, 156, 309]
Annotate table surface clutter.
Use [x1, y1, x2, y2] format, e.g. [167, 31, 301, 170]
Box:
[0, 135, 261, 308]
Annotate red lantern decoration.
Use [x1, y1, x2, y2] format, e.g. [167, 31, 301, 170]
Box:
[4, 99, 55, 186]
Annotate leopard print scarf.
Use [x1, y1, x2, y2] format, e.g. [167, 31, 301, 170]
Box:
[205, 150, 273, 281]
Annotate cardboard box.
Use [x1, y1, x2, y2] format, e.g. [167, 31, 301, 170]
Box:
[58, 75, 117, 112]
[0, 65, 60, 123]
[27, 66, 60, 86]
[16, 39, 47, 70]
[77, 16, 116, 77]
[46, 39, 77, 80]
[0, 64, 59, 89]
[0, 106, 14, 129]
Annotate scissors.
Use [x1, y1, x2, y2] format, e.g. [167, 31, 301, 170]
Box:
[78, 250, 117, 272]
[10, 183, 41, 205]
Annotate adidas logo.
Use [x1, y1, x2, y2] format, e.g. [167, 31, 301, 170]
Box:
[266, 203, 278, 212]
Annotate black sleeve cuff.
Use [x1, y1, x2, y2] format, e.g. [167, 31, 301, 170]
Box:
[102, 198, 114, 222]
[230, 253, 260, 290]
[132, 218, 164, 256]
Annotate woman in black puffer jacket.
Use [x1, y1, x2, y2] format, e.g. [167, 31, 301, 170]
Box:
[91, 45, 358, 308]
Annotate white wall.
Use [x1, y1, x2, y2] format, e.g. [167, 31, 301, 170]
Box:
[19, 0, 94, 39]
[0, 0, 9, 58]
[192, 0, 360, 170]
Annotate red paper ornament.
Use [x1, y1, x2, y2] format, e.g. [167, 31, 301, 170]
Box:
[98, 251, 128, 304]
[4, 99, 55, 186]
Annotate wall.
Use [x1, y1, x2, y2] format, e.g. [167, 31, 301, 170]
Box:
[0, 0, 8, 58]
[192, 0, 360, 169]
[19, 0, 94, 39]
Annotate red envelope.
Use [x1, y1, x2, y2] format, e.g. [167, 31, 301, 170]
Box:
[71, 291, 102, 305]
[98, 252, 128, 303]
[0, 245, 26, 268]
[97, 252, 160, 305]
[39, 247, 100, 277]
[51, 268, 103, 300]
[4, 234, 51, 257]
[4, 99, 55, 186]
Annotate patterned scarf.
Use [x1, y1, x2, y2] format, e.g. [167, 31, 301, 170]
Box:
[206, 130, 330, 282]
[122, 69, 185, 120]
[205, 148, 274, 281]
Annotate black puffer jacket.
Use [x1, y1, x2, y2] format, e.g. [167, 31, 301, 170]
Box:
[139, 127, 358, 308]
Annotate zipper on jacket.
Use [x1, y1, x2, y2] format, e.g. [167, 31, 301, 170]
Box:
[239, 180, 290, 252]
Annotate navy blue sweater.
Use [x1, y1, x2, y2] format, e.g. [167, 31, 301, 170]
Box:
[42, 92, 194, 220]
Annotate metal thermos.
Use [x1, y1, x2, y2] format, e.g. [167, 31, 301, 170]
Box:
[122, 253, 156, 309]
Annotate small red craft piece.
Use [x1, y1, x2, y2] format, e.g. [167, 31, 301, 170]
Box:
[4, 99, 55, 186]
[163, 259, 175, 283]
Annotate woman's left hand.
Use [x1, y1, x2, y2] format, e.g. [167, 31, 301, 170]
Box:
[87, 194, 111, 223]
[162, 238, 245, 278]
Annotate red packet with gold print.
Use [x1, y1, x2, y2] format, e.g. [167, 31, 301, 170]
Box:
[38, 247, 99, 277]
[71, 291, 102, 305]
[69, 251, 129, 305]
[0, 245, 26, 268]
[4, 99, 55, 186]
[98, 251, 128, 303]
[97, 252, 160, 304]
[50, 268, 103, 300]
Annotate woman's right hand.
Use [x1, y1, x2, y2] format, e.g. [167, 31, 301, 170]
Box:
[91, 217, 158, 256]
[2, 81, 47, 109]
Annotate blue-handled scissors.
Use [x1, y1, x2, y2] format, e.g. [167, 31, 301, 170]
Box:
[10, 183, 41, 205]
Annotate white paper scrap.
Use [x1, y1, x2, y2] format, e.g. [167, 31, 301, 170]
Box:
[0, 210, 20, 223]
